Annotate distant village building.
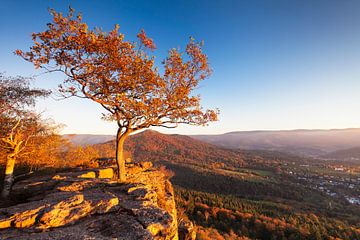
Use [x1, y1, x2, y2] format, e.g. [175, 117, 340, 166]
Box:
[346, 197, 360, 205]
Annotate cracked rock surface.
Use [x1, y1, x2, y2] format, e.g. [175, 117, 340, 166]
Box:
[0, 163, 178, 240]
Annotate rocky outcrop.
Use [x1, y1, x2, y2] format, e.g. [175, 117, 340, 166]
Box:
[0, 163, 179, 240]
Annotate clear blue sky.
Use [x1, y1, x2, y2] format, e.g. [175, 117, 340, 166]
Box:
[1, 0, 360, 135]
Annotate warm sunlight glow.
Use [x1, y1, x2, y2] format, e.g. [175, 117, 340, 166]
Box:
[0, 2, 359, 239]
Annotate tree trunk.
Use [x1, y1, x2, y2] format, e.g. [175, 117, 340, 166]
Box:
[115, 129, 127, 182]
[1, 155, 16, 199]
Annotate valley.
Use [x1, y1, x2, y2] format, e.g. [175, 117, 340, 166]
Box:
[91, 130, 360, 239]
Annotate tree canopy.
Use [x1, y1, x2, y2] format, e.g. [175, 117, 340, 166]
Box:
[0, 73, 50, 117]
[17, 8, 218, 180]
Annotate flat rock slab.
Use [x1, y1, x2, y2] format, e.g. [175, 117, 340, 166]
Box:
[0, 163, 178, 240]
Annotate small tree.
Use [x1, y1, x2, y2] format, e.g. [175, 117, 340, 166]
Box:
[0, 114, 48, 198]
[0, 74, 50, 198]
[17, 8, 218, 181]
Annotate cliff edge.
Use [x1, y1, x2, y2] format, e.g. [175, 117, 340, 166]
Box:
[0, 162, 179, 240]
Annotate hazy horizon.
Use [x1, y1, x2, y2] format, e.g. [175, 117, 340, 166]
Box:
[62, 127, 360, 136]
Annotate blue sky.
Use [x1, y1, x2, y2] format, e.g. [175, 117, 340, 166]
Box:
[1, 0, 360, 135]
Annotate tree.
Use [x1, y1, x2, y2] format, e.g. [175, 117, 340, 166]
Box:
[0, 74, 50, 198]
[17, 8, 218, 181]
[21, 131, 68, 171]
[0, 73, 49, 115]
[63, 144, 100, 168]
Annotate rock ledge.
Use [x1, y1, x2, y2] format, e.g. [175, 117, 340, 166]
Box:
[0, 163, 178, 240]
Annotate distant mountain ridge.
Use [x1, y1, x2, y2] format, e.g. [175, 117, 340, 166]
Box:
[95, 130, 246, 168]
[63, 128, 360, 160]
[323, 147, 360, 162]
[191, 128, 360, 158]
[63, 134, 114, 146]
[224, 128, 360, 134]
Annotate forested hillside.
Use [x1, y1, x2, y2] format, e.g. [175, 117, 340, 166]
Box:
[94, 130, 360, 239]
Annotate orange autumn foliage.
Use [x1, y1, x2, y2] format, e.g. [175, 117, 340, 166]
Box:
[17, 8, 218, 181]
[63, 145, 100, 168]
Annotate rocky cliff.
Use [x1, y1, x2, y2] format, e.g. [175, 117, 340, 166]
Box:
[0, 162, 181, 239]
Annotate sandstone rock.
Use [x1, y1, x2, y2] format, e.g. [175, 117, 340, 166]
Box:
[126, 162, 153, 175]
[0, 163, 178, 240]
[57, 180, 95, 192]
[39, 194, 86, 228]
[39, 191, 119, 229]
[77, 171, 96, 178]
[0, 190, 119, 230]
[52, 175, 66, 180]
[98, 168, 113, 179]
[0, 218, 12, 229]
[13, 206, 45, 228]
[128, 185, 158, 204]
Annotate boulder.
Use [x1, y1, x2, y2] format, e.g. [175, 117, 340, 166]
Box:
[98, 168, 113, 179]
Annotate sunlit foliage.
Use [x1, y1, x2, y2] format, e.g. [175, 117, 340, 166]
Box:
[17, 8, 218, 181]
[176, 188, 360, 240]
[0, 74, 50, 198]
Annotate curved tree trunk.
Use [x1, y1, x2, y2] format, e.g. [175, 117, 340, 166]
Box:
[1, 155, 16, 199]
[115, 129, 127, 182]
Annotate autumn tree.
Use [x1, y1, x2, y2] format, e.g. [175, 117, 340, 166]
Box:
[63, 144, 100, 168]
[21, 133, 68, 171]
[0, 74, 50, 198]
[17, 8, 218, 181]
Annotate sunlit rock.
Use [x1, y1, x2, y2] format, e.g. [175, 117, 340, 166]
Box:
[98, 168, 113, 179]
[0, 163, 179, 239]
[13, 206, 45, 228]
[77, 171, 96, 178]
